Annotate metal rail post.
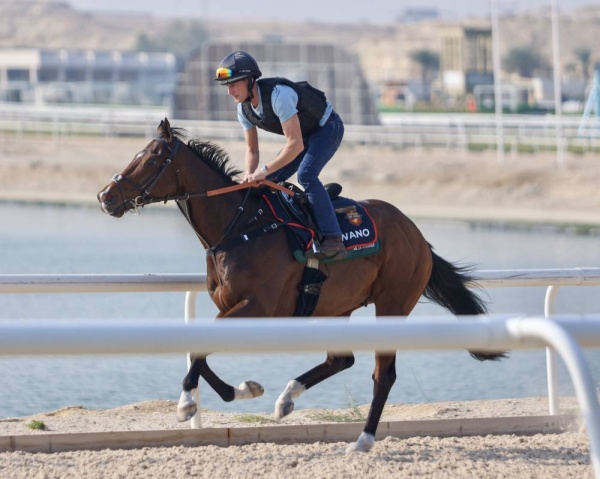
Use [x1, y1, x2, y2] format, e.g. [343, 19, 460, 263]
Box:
[507, 317, 600, 478]
[545, 285, 561, 414]
[184, 291, 201, 429]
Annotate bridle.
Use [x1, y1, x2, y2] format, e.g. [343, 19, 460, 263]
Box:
[108, 136, 292, 213]
[106, 135, 294, 251]
[109, 137, 183, 214]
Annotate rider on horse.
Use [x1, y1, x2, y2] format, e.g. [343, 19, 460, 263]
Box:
[215, 51, 347, 260]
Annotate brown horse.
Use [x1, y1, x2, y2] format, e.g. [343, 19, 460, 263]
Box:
[97, 118, 505, 453]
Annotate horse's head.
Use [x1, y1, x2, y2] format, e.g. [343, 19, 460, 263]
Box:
[97, 118, 183, 217]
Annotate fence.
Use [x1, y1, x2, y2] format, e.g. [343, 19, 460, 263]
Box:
[1, 103, 600, 153]
[1, 267, 599, 414]
[1, 268, 600, 476]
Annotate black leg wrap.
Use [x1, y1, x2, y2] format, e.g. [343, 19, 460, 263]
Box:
[294, 264, 328, 316]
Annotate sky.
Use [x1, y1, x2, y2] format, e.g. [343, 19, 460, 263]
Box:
[64, 0, 597, 23]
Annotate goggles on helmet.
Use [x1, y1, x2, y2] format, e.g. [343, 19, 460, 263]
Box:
[216, 67, 234, 80]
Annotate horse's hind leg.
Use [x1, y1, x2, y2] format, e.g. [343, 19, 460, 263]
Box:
[177, 354, 264, 422]
[346, 352, 396, 453]
[274, 352, 355, 419]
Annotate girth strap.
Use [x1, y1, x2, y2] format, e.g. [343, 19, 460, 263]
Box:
[294, 258, 327, 317]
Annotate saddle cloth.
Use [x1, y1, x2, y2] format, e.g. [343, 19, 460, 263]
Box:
[261, 187, 381, 263]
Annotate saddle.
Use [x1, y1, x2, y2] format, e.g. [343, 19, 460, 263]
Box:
[261, 182, 381, 264]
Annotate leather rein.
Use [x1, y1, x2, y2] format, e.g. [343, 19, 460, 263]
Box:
[109, 136, 295, 252]
[110, 137, 294, 214]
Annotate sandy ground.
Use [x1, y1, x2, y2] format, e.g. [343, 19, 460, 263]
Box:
[0, 396, 580, 435]
[0, 397, 592, 478]
[0, 132, 598, 477]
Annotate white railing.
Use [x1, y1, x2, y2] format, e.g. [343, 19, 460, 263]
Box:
[1, 104, 600, 151]
[0, 315, 599, 475]
[1, 268, 600, 475]
[1, 268, 599, 411]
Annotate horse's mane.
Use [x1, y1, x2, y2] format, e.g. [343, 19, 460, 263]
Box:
[170, 127, 242, 183]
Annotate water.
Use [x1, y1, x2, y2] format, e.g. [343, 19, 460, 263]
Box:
[0, 202, 599, 418]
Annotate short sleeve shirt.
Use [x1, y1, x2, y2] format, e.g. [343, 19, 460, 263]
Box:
[237, 84, 298, 131]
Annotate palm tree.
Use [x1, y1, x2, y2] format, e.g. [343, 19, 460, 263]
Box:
[504, 46, 546, 78]
[409, 49, 440, 85]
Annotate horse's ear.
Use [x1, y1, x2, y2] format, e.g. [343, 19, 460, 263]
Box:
[157, 118, 172, 141]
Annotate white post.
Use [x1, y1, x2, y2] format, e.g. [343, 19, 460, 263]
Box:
[185, 291, 202, 429]
[551, 0, 565, 167]
[507, 318, 600, 479]
[545, 285, 560, 415]
[490, 0, 505, 165]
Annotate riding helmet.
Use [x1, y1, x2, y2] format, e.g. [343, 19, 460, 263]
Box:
[215, 51, 262, 85]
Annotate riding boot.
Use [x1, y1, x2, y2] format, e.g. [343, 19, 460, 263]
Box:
[315, 236, 348, 260]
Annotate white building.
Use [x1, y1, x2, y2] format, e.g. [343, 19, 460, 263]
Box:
[0, 48, 178, 106]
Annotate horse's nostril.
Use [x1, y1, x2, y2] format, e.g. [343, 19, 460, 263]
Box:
[101, 192, 114, 205]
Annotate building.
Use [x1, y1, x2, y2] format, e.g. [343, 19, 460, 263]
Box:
[0, 48, 178, 106]
[439, 25, 493, 100]
[174, 41, 380, 125]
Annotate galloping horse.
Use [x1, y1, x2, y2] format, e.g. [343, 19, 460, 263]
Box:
[97, 118, 505, 453]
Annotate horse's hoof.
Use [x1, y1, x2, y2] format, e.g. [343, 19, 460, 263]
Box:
[234, 380, 265, 400]
[274, 399, 294, 420]
[245, 380, 265, 398]
[177, 390, 197, 422]
[177, 403, 197, 422]
[345, 432, 375, 453]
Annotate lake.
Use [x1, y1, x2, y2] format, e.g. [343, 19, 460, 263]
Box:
[0, 202, 599, 418]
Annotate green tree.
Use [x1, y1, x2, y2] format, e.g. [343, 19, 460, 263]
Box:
[135, 20, 209, 57]
[504, 46, 547, 78]
[409, 49, 440, 84]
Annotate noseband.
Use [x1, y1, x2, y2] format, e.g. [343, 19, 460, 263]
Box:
[109, 137, 182, 214]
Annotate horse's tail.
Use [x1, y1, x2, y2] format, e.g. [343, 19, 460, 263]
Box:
[423, 245, 508, 362]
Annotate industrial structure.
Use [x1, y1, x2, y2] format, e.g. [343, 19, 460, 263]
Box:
[174, 41, 380, 125]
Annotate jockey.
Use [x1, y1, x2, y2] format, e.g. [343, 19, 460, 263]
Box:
[215, 51, 347, 260]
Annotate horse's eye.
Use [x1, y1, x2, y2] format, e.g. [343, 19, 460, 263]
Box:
[146, 157, 157, 167]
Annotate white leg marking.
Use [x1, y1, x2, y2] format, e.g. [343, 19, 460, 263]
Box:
[274, 379, 306, 419]
[345, 432, 375, 453]
[234, 380, 264, 400]
[178, 389, 195, 408]
[176, 389, 197, 422]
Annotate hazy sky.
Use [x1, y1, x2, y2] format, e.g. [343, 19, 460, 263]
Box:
[65, 0, 597, 23]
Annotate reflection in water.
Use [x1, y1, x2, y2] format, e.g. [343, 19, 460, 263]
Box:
[0, 203, 598, 417]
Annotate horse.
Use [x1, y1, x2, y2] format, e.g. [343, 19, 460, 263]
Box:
[97, 118, 506, 453]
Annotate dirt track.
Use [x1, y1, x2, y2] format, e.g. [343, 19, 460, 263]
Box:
[0, 397, 592, 479]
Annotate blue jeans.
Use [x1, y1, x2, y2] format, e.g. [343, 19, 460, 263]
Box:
[267, 111, 345, 238]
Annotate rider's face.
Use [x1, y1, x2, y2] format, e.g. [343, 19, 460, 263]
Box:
[227, 79, 249, 103]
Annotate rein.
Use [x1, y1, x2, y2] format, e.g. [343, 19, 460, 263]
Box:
[110, 136, 297, 252]
[110, 137, 294, 214]
[143, 178, 294, 205]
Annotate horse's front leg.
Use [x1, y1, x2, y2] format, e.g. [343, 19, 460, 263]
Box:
[177, 300, 265, 422]
[177, 355, 264, 422]
[274, 352, 355, 419]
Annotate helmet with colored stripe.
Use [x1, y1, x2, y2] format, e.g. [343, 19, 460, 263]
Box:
[215, 51, 262, 85]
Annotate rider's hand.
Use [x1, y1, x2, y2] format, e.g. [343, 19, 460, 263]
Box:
[245, 170, 267, 183]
